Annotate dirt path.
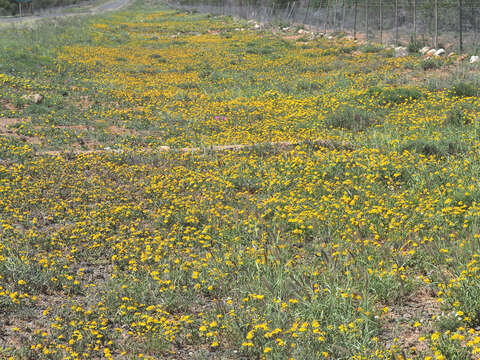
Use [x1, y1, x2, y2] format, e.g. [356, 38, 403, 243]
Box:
[0, 0, 131, 25]
[32, 139, 354, 157]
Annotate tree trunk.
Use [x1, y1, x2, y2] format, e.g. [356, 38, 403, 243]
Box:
[341, 0, 345, 32]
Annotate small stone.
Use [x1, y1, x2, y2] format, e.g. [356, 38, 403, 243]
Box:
[426, 49, 437, 57]
[470, 55, 480, 64]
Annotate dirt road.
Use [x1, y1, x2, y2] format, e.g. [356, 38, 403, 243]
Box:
[0, 0, 130, 24]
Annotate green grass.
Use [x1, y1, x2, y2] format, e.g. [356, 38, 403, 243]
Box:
[0, 1, 480, 359]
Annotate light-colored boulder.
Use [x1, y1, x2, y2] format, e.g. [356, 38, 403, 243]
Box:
[470, 55, 480, 64]
[426, 49, 437, 57]
[394, 46, 408, 58]
[434, 48, 446, 56]
[448, 52, 456, 57]
[21, 94, 43, 104]
[419, 46, 431, 55]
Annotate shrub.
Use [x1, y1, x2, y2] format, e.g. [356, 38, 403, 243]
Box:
[366, 86, 423, 105]
[445, 102, 474, 126]
[451, 81, 478, 98]
[325, 104, 377, 131]
[360, 43, 383, 53]
[400, 139, 468, 157]
[407, 36, 422, 54]
[420, 57, 443, 71]
[0, 0, 17, 15]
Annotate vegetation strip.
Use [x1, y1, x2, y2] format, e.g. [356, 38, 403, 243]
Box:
[1, 1, 480, 359]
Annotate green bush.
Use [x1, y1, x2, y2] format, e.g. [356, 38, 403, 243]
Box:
[445, 102, 474, 126]
[366, 86, 423, 105]
[407, 36, 422, 54]
[451, 81, 478, 98]
[325, 104, 377, 131]
[400, 139, 468, 157]
[420, 57, 443, 71]
[0, 0, 17, 15]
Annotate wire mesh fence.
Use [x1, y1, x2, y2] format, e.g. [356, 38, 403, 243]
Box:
[168, 0, 480, 53]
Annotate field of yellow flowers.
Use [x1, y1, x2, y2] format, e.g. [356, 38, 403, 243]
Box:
[1, 1, 480, 359]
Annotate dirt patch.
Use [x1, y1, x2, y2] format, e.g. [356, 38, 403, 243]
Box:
[1, 100, 17, 111]
[0, 118, 23, 133]
[0, 118, 43, 144]
[282, 34, 308, 41]
[379, 287, 440, 355]
[75, 95, 93, 110]
[58, 124, 89, 131]
[107, 125, 136, 136]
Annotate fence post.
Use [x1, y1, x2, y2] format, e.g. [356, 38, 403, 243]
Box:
[413, 0, 416, 40]
[459, 0, 463, 53]
[333, 0, 337, 30]
[379, 0, 383, 44]
[354, 0, 357, 40]
[434, 0, 438, 48]
[325, 0, 330, 33]
[365, 0, 369, 40]
[474, 1, 479, 48]
[304, 0, 311, 23]
[395, 0, 398, 45]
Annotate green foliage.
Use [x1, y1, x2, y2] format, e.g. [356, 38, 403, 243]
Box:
[451, 81, 478, 98]
[325, 104, 377, 131]
[400, 139, 468, 157]
[0, 0, 17, 15]
[445, 102, 474, 126]
[407, 36, 422, 54]
[420, 57, 443, 71]
[366, 86, 423, 105]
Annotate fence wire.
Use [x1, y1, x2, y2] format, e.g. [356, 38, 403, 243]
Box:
[169, 0, 480, 53]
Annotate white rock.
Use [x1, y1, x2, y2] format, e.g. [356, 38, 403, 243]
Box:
[434, 48, 446, 56]
[419, 46, 430, 55]
[327, 36, 333, 40]
[21, 93, 43, 104]
[426, 49, 437, 57]
[394, 46, 408, 58]
[470, 55, 480, 64]
[448, 52, 456, 57]
[297, 29, 306, 34]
